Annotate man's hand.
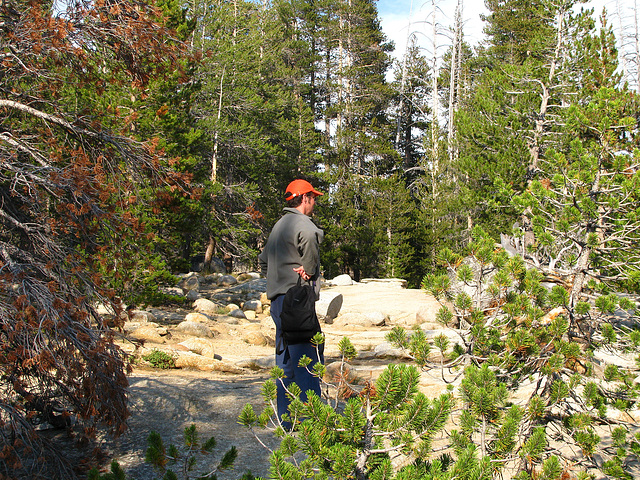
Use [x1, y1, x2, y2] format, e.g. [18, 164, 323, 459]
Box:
[293, 266, 311, 281]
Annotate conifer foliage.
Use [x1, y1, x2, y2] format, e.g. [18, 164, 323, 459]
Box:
[239, 336, 453, 480]
[389, 228, 640, 479]
[0, 1, 187, 477]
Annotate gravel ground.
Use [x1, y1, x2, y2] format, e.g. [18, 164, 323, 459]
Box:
[98, 369, 280, 480]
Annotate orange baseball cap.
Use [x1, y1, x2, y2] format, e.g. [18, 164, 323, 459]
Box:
[284, 179, 323, 199]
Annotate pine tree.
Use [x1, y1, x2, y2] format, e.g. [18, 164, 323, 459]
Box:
[482, 0, 557, 65]
[318, 0, 395, 176]
[93, 0, 204, 285]
[311, 0, 401, 281]
[391, 34, 431, 182]
[240, 337, 454, 480]
[322, 175, 417, 281]
[131, 0, 206, 273]
[0, 0, 188, 476]
[454, 0, 598, 241]
[506, 14, 640, 307]
[388, 227, 640, 478]
[191, 0, 323, 266]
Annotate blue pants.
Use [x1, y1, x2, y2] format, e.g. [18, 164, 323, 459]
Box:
[270, 294, 324, 427]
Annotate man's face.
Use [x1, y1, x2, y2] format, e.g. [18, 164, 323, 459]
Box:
[302, 193, 317, 215]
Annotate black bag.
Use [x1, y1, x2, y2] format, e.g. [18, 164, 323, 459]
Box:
[280, 277, 322, 345]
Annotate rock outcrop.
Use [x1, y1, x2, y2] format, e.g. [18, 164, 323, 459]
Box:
[115, 272, 442, 376]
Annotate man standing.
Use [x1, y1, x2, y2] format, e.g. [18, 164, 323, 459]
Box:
[258, 179, 324, 427]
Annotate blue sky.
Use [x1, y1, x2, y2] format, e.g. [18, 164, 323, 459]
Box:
[376, 0, 617, 61]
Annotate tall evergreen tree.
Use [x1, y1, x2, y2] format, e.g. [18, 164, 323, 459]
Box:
[190, 0, 323, 267]
[120, 0, 204, 274]
[391, 34, 431, 182]
[483, 0, 558, 64]
[321, 175, 416, 281]
[506, 14, 640, 306]
[311, 0, 395, 174]
[454, 0, 595, 241]
[314, 0, 402, 280]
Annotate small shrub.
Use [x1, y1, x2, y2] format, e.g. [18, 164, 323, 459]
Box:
[240, 337, 454, 479]
[89, 425, 249, 480]
[87, 460, 127, 480]
[146, 424, 240, 479]
[143, 349, 176, 369]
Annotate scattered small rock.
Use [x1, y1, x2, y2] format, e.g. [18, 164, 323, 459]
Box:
[228, 309, 247, 319]
[174, 352, 218, 371]
[216, 315, 243, 325]
[243, 331, 270, 346]
[237, 272, 261, 282]
[217, 275, 238, 286]
[193, 298, 220, 316]
[364, 311, 387, 327]
[161, 286, 184, 296]
[129, 310, 155, 323]
[186, 290, 200, 301]
[333, 312, 373, 327]
[243, 299, 263, 313]
[316, 292, 343, 321]
[329, 274, 353, 286]
[181, 274, 201, 292]
[175, 321, 214, 338]
[226, 279, 267, 295]
[184, 312, 211, 323]
[130, 324, 168, 344]
[179, 338, 216, 358]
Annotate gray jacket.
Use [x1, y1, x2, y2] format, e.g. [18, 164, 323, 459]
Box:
[258, 208, 324, 300]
